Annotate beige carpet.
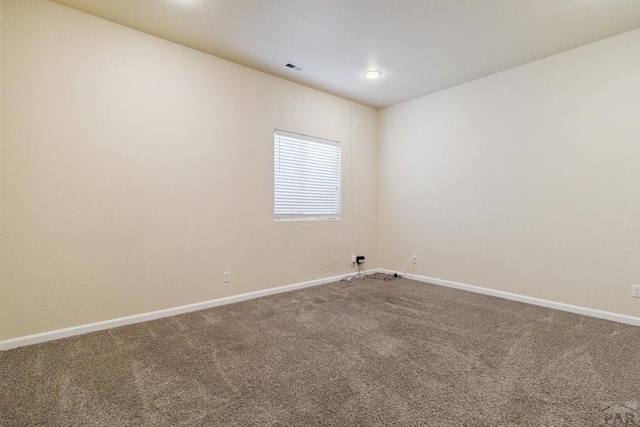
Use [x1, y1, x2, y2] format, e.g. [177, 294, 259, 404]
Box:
[1, 277, 639, 426]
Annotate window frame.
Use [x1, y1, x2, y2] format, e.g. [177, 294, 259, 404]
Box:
[273, 129, 342, 221]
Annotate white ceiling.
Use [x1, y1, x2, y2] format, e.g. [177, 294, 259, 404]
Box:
[49, 0, 640, 109]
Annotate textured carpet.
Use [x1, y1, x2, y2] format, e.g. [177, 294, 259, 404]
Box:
[1, 277, 639, 426]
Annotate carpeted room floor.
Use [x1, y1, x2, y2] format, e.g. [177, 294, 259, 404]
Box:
[1, 277, 639, 426]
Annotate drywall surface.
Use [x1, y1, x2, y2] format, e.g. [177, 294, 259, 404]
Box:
[379, 29, 640, 317]
[0, 0, 3, 241]
[0, 0, 378, 340]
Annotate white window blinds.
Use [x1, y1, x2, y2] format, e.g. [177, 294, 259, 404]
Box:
[274, 130, 341, 220]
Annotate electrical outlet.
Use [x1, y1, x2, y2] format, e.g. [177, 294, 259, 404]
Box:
[352, 255, 356, 263]
[412, 255, 417, 264]
[223, 271, 231, 283]
[632, 285, 640, 298]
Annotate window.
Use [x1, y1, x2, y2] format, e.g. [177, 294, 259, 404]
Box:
[274, 129, 341, 220]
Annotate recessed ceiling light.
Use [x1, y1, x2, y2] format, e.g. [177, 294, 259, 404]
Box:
[364, 70, 382, 80]
[174, 0, 199, 5]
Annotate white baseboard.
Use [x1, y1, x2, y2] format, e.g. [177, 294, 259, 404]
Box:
[376, 269, 640, 327]
[0, 272, 350, 351]
[3, 269, 638, 351]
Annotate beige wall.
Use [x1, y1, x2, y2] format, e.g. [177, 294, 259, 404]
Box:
[0, 0, 378, 340]
[0, 0, 3, 242]
[379, 29, 640, 317]
[0, 0, 3, 243]
[2, 0, 639, 342]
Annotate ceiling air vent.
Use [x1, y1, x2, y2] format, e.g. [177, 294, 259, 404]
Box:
[285, 62, 306, 72]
